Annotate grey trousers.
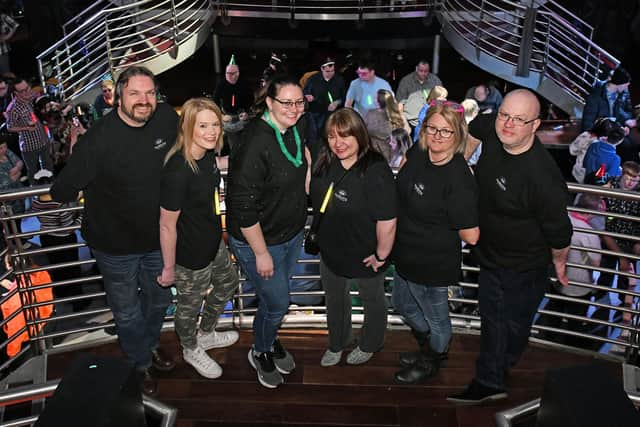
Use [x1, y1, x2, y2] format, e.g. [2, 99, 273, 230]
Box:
[320, 260, 387, 353]
[174, 240, 239, 349]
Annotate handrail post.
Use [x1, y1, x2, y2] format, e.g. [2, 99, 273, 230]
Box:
[515, 6, 537, 78]
[170, 0, 179, 43]
[104, 16, 116, 82]
[474, 0, 486, 61]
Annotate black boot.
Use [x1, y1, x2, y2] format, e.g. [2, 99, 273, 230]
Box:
[399, 329, 429, 367]
[394, 345, 445, 384]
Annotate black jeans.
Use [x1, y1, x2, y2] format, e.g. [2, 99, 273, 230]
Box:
[475, 267, 549, 389]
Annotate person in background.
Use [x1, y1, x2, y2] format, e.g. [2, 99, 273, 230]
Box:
[0, 7, 17, 75]
[364, 89, 410, 165]
[392, 101, 478, 384]
[582, 118, 625, 182]
[212, 56, 251, 134]
[311, 108, 396, 368]
[413, 86, 448, 143]
[460, 98, 481, 166]
[345, 58, 392, 117]
[6, 77, 53, 184]
[226, 75, 310, 389]
[93, 79, 115, 118]
[465, 83, 503, 114]
[158, 98, 239, 379]
[303, 56, 346, 141]
[572, 117, 624, 183]
[395, 60, 442, 105]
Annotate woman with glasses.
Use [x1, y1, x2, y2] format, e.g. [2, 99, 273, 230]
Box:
[158, 98, 240, 379]
[310, 108, 397, 368]
[227, 75, 311, 389]
[93, 80, 115, 118]
[392, 101, 479, 384]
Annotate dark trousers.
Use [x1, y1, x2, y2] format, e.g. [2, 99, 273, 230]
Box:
[475, 267, 549, 389]
[40, 232, 85, 310]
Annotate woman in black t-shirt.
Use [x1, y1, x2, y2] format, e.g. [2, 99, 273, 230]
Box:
[158, 98, 240, 380]
[310, 108, 397, 367]
[392, 101, 479, 384]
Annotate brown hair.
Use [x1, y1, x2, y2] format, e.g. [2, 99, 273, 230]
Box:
[622, 161, 640, 177]
[165, 97, 223, 173]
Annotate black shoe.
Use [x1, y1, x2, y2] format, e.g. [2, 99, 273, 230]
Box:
[152, 348, 176, 372]
[446, 380, 507, 405]
[394, 359, 440, 384]
[138, 369, 158, 396]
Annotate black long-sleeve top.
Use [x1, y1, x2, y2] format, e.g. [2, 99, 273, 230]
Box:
[226, 115, 309, 245]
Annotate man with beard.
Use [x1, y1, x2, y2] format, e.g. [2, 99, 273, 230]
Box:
[51, 66, 179, 396]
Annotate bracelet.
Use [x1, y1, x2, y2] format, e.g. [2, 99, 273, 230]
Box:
[374, 252, 386, 263]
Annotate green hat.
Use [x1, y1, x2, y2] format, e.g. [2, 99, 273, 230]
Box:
[228, 54, 236, 66]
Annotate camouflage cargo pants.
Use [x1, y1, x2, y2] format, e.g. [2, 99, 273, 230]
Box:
[174, 240, 239, 349]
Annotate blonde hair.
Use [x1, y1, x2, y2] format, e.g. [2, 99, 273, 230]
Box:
[165, 97, 223, 173]
[101, 79, 114, 89]
[460, 98, 480, 124]
[426, 85, 448, 103]
[377, 89, 405, 130]
[418, 102, 468, 155]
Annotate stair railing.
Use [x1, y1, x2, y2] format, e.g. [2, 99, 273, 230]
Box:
[37, 0, 214, 102]
[437, 0, 619, 106]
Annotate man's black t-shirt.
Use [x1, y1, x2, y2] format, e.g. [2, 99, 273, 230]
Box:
[393, 146, 478, 285]
[160, 151, 222, 270]
[50, 103, 179, 255]
[470, 113, 572, 270]
[212, 79, 252, 115]
[310, 153, 397, 278]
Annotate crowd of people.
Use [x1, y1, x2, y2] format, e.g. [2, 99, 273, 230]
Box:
[0, 45, 636, 406]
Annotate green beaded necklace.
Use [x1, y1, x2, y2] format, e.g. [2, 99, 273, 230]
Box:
[262, 111, 303, 168]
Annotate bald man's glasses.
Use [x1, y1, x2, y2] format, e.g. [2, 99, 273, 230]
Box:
[497, 111, 538, 127]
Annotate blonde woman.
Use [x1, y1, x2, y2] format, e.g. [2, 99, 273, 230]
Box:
[413, 85, 448, 142]
[392, 101, 479, 384]
[158, 97, 239, 379]
[364, 89, 410, 164]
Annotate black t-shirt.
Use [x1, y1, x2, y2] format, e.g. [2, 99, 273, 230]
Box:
[160, 151, 222, 270]
[212, 79, 252, 115]
[393, 146, 478, 285]
[50, 103, 179, 255]
[310, 153, 397, 278]
[227, 116, 309, 245]
[470, 113, 572, 270]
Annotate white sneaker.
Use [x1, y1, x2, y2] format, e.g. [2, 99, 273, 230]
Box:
[346, 347, 373, 365]
[183, 346, 222, 379]
[198, 329, 239, 350]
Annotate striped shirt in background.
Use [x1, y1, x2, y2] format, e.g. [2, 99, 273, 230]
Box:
[31, 198, 81, 238]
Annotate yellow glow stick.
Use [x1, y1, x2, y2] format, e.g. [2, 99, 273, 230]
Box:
[319, 183, 334, 213]
[214, 188, 221, 215]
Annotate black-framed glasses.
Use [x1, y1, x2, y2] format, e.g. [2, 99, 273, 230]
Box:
[273, 98, 305, 109]
[423, 124, 454, 139]
[496, 111, 538, 127]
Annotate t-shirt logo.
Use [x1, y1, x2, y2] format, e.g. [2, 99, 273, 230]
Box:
[496, 176, 507, 191]
[334, 189, 348, 202]
[413, 182, 425, 196]
[153, 138, 167, 150]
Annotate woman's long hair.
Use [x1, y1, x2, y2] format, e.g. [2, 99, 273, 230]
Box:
[314, 108, 380, 176]
[165, 97, 223, 173]
[377, 89, 404, 130]
[426, 85, 448, 103]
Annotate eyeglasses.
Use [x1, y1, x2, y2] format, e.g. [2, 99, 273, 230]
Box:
[272, 98, 305, 109]
[102, 88, 113, 93]
[14, 87, 30, 94]
[428, 100, 464, 115]
[496, 111, 538, 127]
[226, 71, 239, 76]
[423, 124, 454, 139]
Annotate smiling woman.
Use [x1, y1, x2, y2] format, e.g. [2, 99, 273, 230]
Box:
[158, 97, 240, 380]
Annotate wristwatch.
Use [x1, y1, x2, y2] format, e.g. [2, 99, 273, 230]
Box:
[374, 252, 386, 263]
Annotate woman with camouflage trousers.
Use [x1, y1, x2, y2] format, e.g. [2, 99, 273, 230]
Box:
[158, 98, 239, 379]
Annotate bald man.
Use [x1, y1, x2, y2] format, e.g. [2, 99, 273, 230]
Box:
[448, 89, 572, 404]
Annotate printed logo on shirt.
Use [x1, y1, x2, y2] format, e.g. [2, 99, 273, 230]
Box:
[153, 138, 167, 150]
[496, 176, 507, 191]
[334, 189, 348, 203]
[413, 182, 425, 196]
